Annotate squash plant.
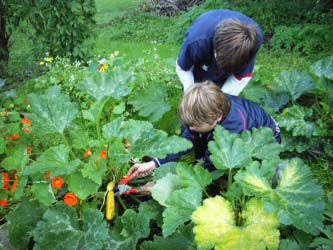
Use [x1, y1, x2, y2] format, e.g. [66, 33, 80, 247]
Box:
[0, 56, 331, 249]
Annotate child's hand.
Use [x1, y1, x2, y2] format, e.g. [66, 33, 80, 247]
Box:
[128, 161, 156, 178]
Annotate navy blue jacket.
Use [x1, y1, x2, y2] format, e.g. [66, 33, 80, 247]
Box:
[178, 9, 263, 84]
[153, 94, 280, 169]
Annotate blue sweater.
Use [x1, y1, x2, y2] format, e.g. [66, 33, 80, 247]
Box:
[178, 9, 263, 83]
[153, 94, 280, 169]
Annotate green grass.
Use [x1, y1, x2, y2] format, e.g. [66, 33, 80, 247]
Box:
[95, 0, 145, 24]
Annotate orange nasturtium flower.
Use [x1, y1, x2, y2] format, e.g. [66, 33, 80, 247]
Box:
[1, 172, 9, 189]
[23, 128, 30, 133]
[11, 176, 18, 192]
[64, 192, 78, 206]
[21, 117, 32, 125]
[99, 149, 107, 158]
[124, 139, 131, 148]
[51, 176, 65, 188]
[0, 199, 8, 207]
[44, 171, 51, 179]
[9, 134, 20, 140]
[27, 147, 32, 154]
[84, 148, 92, 158]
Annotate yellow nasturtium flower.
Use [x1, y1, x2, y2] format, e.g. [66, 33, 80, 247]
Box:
[39, 61, 45, 65]
[45, 57, 54, 62]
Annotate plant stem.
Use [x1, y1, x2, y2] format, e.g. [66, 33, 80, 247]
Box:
[96, 97, 110, 141]
[116, 195, 127, 211]
[61, 132, 76, 159]
[227, 168, 233, 190]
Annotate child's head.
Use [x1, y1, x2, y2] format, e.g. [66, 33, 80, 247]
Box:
[213, 19, 258, 74]
[178, 81, 230, 132]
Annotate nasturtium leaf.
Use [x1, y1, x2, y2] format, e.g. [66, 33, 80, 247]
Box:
[149, 173, 180, 206]
[241, 84, 267, 104]
[81, 160, 107, 185]
[7, 199, 45, 250]
[235, 158, 324, 235]
[310, 56, 333, 80]
[141, 224, 196, 250]
[33, 205, 109, 250]
[66, 172, 100, 200]
[22, 145, 80, 177]
[262, 91, 290, 112]
[241, 127, 282, 160]
[128, 86, 171, 122]
[13, 176, 28, 200]
[163, 186, 202, 237]
[277, 105, 315, 136]
[31, 183, 56, 206]
[103, 119, 192, 159]
[28, 86, 79, 134]
[82, 97, 106, 122]
[112, 101, 126, 115]
[176, 163, 212, 190]
[274, 70, 315, 101]
[208, 126, 252, 170]
[107, 140, 132, 166]
[1, 145, 29, 171]
[78, 67, 133, 100]
[192, 197, 280, 250]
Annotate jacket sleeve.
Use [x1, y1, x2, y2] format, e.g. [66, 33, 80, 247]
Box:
[153, 127, 194, 167]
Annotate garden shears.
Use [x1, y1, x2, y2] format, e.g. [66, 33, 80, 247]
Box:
[115, 174, 139, 196]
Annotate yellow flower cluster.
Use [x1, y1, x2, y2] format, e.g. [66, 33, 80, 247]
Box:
[98, 63, 109, 72]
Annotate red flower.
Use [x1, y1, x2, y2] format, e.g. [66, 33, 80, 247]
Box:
[84, 148, 92, 158]
[27, 147, 32, 154]
[0, 199, 7, 207]
[64, 192, 78, 206]
[11, 176, 18, 192]
[23, 128, 30, 133]
[1, 172, 9, 189]
[99, 149, 107, 158]
[124, 139, 131, 148]
[51, 176, 64, 188]
[21, 117, 32, 125]
[9, 134, 20, 140]
[44, 171, 51, 179]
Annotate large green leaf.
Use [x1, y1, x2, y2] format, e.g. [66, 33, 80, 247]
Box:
[78, 68, 133, 100]
[176, 163, 212, 190]
[241, 127, 282, 160]
[22, 145, 80, 177]
[277, 105, 315, 136]
[104, 209, 151, 250]
[149, 173, 180, 206]
[7, 199, 45, 250]
[103, 119, 192, 159]
[192, 197, 280, 250]
[274, 70, 315, 101]
[163, 186, 202, 237]
[141, 224, 196, 250]
[208, 126, 252, 170]
[310, 56, 333, 80]
[28, 86, 79, 134]
[128, 86, 171, 122]
[235, 158, 324, 235]
[33, 205, 109, 250]
[262, 91, 290, 112]
[66, 172, 100, 200]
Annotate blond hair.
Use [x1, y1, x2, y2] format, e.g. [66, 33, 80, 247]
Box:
[178, 81, 230, 126]
[213, 19, 258, 73]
